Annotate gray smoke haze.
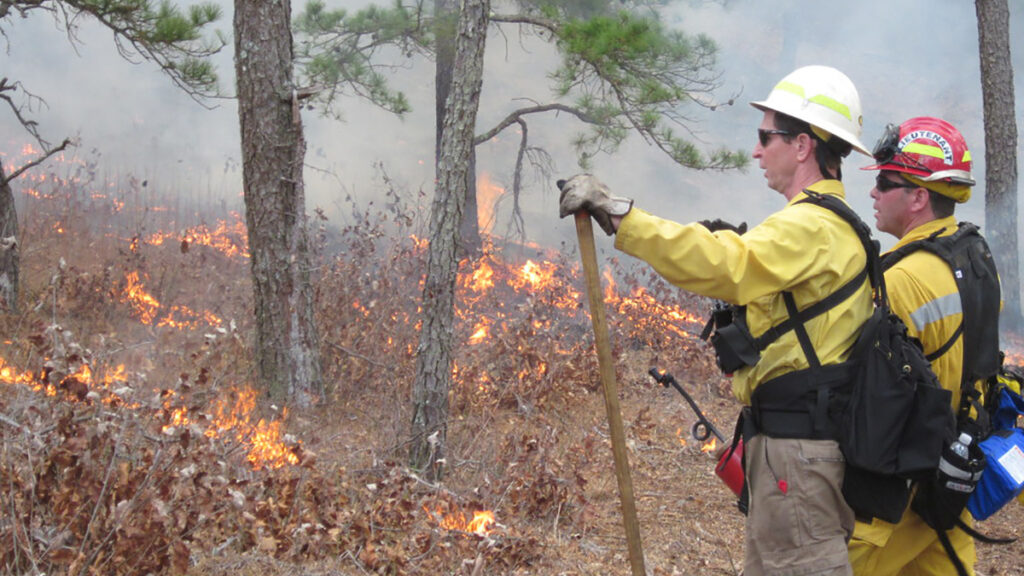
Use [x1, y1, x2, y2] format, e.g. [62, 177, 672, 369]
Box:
[2, 0, 1022, 260]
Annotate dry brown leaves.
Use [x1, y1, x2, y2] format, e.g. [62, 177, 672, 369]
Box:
[2, 161, 1021, 576]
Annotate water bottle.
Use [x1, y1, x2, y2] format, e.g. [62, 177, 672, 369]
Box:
[945, 432, 978, 493]
[950, 432, 972, 460]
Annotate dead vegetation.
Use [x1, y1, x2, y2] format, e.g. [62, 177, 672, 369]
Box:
[1, 154, 1021, 575]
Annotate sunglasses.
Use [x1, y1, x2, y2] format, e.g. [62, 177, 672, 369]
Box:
[875, 175, 917, 193]
[758, 128, 791, 147]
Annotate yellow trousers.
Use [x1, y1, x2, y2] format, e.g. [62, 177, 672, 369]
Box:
[848, 508, 975, 576]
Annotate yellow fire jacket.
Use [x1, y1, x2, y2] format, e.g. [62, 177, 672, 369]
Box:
[884, 217, 966, 405]
[614, 180, 873, 404]
[849, 216, 978, 573]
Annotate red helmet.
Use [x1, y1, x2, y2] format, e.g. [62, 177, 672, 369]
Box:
[863, 116, 975, 186]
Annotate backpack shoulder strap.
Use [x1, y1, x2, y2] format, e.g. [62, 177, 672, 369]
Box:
[796, 190, 885, 302]
[880, 222, 1002, 434]
[880, 228, 944, 271]
[752, 191, 879, 367]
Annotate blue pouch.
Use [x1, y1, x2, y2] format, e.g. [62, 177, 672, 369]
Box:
[967, 388, 1024, 521]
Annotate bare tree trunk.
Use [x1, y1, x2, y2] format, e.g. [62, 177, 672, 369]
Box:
[411, 0, 489, 481]
[234, 0, 323, 405]
[0, 161, 18, 313]
[435, 0, 482, 258]
[976, 0, 1022, 333]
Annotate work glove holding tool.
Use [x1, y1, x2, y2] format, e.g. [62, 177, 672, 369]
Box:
[557, 178, 646, 576]
[557, 174, 633, 235]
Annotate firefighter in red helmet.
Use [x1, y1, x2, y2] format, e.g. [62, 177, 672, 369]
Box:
[849, 116, 1001, 576]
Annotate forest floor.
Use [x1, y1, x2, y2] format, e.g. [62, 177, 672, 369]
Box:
[1, 156, 1022, 576]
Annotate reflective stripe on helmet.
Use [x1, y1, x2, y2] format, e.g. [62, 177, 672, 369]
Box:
[773, 80, 853, 121]
[751, 66, 870, 156]
[863, 116, 975, 196]
[902, 141, 949, 161]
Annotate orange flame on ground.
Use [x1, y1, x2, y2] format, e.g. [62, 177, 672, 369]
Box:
[0, 357, 54, 396]
[675, 427, 687, 447]
[142, 216, 249, 259]
[204, 386, 300, 469]
[3, 353, 296, 470]
[468, 320, 490, 345]
[123, 271, 161, 324]
[700, 437, 718, 454]
[118, 272, 223, 329]
[427, 507, 496, 536]
[468, 259, 495, 293]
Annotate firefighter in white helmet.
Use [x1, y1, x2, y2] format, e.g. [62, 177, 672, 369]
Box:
[558, 65, 873, 575]
[849, 116, 1001, 576]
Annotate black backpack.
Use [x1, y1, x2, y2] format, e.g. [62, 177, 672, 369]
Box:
[881, 222, 1009, 575]
[881, 222, 1002, 438]
[795, 192, 956, 522]
[701, 192, 960, 523]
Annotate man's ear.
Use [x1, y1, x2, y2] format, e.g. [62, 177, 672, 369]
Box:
[795, 133, 815, 162]
[909, 187, 932, 212]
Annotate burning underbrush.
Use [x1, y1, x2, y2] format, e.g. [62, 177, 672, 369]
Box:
[0, 149, 727, 575]
[4, 148, 1020, 575]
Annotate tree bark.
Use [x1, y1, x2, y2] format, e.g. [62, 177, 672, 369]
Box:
[435, 0, 482, 258]
[0, 161, 18, 313]
[976, 0, 1022, 333]
[234, 0, 323, 405]
[411, 0, 489, 480]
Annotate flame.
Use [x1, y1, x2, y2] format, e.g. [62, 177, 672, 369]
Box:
[0, 357, 53, 395]
[118, 273, 223, 330]
[3, 352, 297, 470]
[204, 386, 300, 469]
[675, 427, 688, 447]
[122, 271, 162, 324]
[426, 506, 496, 536]
[700, 437, 718, 454]
[467, 510, 495, 534]
[142, 216, 249, 259]
[476, 173, 504, 234]
[468, 259, 495, 293]
[468, 320, 490, 345]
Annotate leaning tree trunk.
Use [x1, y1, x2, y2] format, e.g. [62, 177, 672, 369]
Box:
[435, 0, 482, 258]
[234, 0, 323, 405]
[410, 0, 489, 481]
[976, 0, 1022, 333]
[0, 162, 18, 313]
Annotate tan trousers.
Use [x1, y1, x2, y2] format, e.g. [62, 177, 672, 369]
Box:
[744, 435, 855, 576]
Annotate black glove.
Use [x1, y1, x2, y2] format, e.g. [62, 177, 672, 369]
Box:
[557, 174, 633, 235]
[699, 218, 748, 234]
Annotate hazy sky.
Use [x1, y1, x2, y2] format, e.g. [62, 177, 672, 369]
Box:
[2, 0, 1022, 254]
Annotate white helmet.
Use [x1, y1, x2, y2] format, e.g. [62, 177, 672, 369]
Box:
[752, 65, 870, 157]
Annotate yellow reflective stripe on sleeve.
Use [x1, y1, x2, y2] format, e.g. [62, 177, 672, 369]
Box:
[902, 142, 947, 160]
[909, 292, 962, 332]
[773, 81, 852, 121]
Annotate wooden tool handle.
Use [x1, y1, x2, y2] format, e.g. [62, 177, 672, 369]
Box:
[574, 212, 646, 576]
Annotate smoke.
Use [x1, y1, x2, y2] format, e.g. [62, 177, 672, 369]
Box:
[1, 0, 1022, 256]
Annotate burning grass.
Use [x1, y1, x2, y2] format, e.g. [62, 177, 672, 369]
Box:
[1, 147, 1022, 575]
